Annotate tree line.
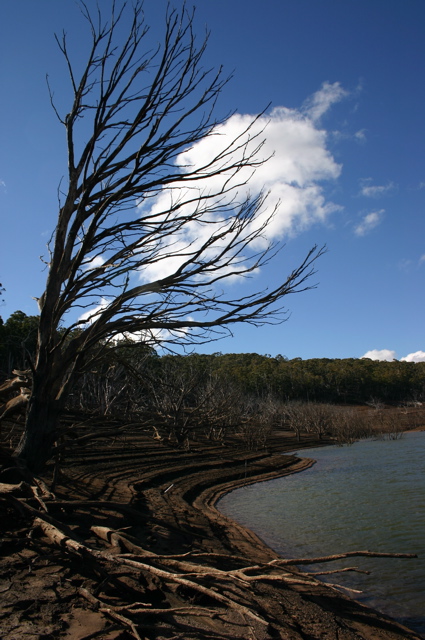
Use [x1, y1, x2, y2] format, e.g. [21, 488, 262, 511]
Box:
[2, 310, 424, 408]
[1, 310, 423, 454]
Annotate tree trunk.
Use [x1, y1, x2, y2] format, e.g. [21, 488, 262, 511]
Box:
[14, 372, 65, 472]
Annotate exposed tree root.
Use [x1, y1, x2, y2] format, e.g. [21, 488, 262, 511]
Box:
[33, 514, 270, 636]
[1, 478, 419, 640]
[0, 440, 420, 640]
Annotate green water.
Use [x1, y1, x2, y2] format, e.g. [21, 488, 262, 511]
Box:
[218, 431, 425, 636]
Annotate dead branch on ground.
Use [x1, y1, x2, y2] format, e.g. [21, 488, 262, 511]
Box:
[0, 482, 418, 640]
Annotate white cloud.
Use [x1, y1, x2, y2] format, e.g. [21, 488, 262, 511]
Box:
[302, 81, 348, 122]
[362, 349, 425, 363]
[85, 255, 106, 270]
[359, 179, 395, 198]
[354, 210, 384, 236]
[354, 129, 367, 143]
[362, 349, 397, 361]
[138, 83, 346, 282]
[112, 327, 169, 346]
[401, 351, 425, 363]
[400, 254, 425, 271]
[78, 297, 111, 324]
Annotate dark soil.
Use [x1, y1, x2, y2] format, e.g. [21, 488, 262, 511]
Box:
[0, 423, 422, 640]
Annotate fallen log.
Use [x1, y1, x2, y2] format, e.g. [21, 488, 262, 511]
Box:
[5, 491, 419, 640]
[34, 516, 270, 630]
[0, 481, 33, 497]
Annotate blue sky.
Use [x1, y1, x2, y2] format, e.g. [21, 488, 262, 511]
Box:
[0, 0, 424, 362]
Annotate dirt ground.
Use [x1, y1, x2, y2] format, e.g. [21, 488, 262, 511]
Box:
[0, 422, 423, 640]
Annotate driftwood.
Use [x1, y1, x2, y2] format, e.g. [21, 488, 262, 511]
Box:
[0, 387, 31, 421]
[0, 373, 31, 400]
[78, 588, 144, 640]
[90, 525, 418, 597]
[0, 481, 33, 497]
[309, 566, 371, 576]
[271, 551, 418, 565]
[35, 516, 270, 630]
[1, 479, 419, 640]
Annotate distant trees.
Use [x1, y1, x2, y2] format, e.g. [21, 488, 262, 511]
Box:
[1, 316, 424, 414]
[141, 356, 243, 446]
[0, 311, 39, 375]
[14, 2, 323, 471]
[2, 326, 424, 456]
[63, 349, 425, 446]
[203, 353, 425, 405]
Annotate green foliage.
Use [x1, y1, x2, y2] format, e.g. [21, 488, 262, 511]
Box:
[2, 309, 423, 406]
[0, 311, 39, 375]
[156, 352, 425, 405]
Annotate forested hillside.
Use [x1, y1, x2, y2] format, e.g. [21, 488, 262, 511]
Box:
[1, 310, 424, 467]
[1, 311, 423, 407]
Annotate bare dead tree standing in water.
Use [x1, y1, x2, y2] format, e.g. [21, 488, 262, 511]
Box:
[15, 1, 324, 471]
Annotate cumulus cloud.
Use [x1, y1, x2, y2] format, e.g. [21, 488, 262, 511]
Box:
[138, 83, 346, 282]
[362, 349, 397, 361]
[359, 179, 395, 198]
[401, 351, 425, 363]
[354, 210, 384, 236]
[362, 349, 425, 363]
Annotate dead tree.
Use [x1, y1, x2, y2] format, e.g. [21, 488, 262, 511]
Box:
[283, 401, 309, 442]
[0, 387, 31, 423]
[15, 2, 324, 471]
[0, 370, 31, 401]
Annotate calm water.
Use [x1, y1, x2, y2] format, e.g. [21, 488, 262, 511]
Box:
[218, 431, 425, 636]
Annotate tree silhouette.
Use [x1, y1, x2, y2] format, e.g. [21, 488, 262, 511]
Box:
[15, 1, 323, 470]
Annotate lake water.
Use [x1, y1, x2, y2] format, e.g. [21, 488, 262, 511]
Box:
[218, 431, 425, 636]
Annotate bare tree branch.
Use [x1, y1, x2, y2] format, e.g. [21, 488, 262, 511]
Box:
[16, 2, 325, 471]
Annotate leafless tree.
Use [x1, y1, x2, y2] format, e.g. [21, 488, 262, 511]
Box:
[194, 373, 243, 442]
[302, 403, 335, 440]
[326, 406, 373, 445]
[283, 401, 308, 442]
[70, 359, 129, 416]
[15, 2, 323, 470]
[238, 395, 277, 450]
[145, 358, 201, 446]
[143, 359, 240, 447]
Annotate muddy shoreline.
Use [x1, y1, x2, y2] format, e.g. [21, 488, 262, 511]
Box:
[1, 428, 423, 639]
